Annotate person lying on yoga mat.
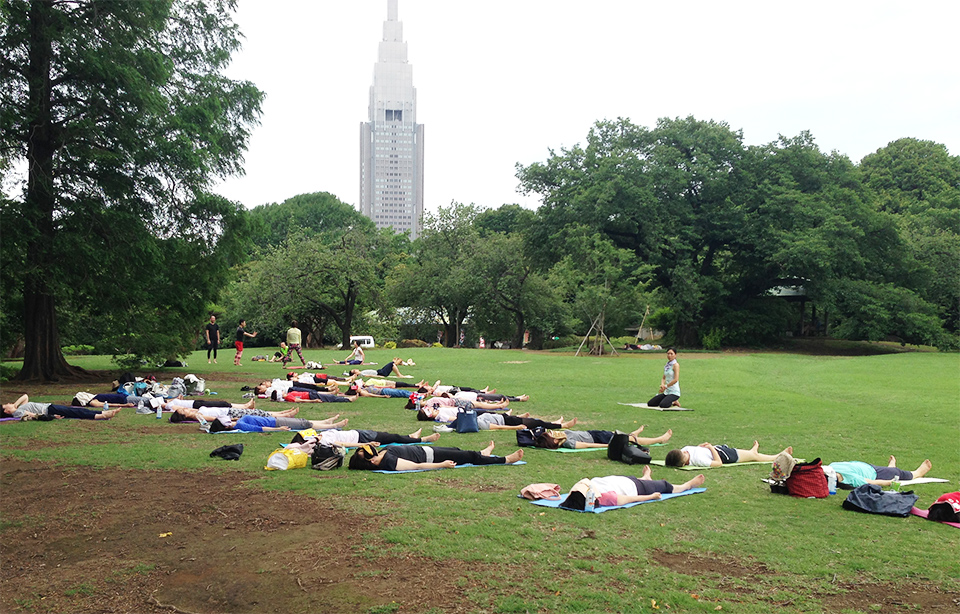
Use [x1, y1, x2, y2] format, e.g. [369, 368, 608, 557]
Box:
[348, 440, 523, 471]
[415, 403, 510, 424]
[664, 441, 791, 468]
[647, 347, 681, 409]
[346, 384, 415, 399]
[208, 414, 348, 433]
[825, 456, 933, 488]
[414, 395, 509, 418]
[559, 466, 706, 510]
[169, 405, 304, 423]
[347, 357, 410, 379]
[311, 427, 440, 448]
[164, 397, 259, 412]
[419, 380, 528, 402]
[3, 394, 121, 421]
[70, 393, 137, 408]
[535, 426, 673, 450]
[272, 387, 356, 403]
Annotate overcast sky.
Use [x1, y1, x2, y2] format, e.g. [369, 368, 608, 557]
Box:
[214, 0, 960, 214]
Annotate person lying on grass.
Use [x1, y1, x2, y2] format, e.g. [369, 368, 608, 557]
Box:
[535, 426, 673, 450]
[412, 395, 510, 420]
[346, 384, 416, 399]
[164, 397, 259, 412]
[208, 414, 348, 433]
[420, 380, 528, 402]
[70, 393, 137, 408]
[3, 394, 121, 421]
[440, 412, 579, 432]
[559, 467, 706, 510]
[664, 441, 791, 468]
[347, 358, 410, 379]
[348, 440, 524, 471]
[273, 388, 357, 403]
[169, 405, 304, 423]
[309, 427, 440, 448]
[825, 456, 933, 488]
[253, 374, 354, 399]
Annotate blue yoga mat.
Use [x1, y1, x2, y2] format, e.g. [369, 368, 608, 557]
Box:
[525, 487, 706, 513]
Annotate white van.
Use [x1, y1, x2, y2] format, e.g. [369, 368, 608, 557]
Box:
[340, 335, 375, 349]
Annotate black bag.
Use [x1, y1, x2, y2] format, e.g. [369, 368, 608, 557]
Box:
[516, 427, 545, 447]
[842, 484, 918, 517]
[311, 444, 346, 471]
[607, 431, 651, 465]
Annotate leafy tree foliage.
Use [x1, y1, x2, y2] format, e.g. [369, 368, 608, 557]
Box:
[0, 0, 263, 379]
[246, 191, 376, 251]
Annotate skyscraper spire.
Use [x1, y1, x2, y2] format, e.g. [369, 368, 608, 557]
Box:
[359, 0, 424, 239]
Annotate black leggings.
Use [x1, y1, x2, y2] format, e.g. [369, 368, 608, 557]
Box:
[648, 393, 679, 408]
[356, 430, 422, 445]
[191, 399, 232, 409]
[207, 343, 217, 359]
[502, 415, 560, 429]
[476, 393, 523, 402]
[433, 447, 506, 466]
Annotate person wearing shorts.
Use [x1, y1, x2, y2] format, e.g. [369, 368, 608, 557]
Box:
[826, 456, 932, 488]
[234, 319, 257, 366]
[664, 441, 792, 468]
[558, 467, 706, 511]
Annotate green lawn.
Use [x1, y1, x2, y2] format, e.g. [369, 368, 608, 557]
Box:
[2, 348, 958, 612]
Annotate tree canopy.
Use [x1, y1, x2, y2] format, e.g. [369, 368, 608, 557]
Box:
[0, 0, 263, 379]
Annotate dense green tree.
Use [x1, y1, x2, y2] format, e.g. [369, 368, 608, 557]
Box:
[386, 203, 482, 346]
[246, 192, 376, 251]
[860, 138, 960, 344]
[0, 0, 263, 379]
[227, 228, 385, 349]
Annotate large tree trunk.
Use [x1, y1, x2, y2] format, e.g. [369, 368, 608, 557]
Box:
[16, 1, 84, 381]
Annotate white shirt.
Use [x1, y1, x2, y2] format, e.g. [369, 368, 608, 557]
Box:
[684, 446, 715, 467]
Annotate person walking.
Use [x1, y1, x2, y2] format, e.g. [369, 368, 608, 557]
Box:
[205, 315, 220, 364]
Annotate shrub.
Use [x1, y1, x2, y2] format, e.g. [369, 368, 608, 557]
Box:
[62, 344, 95, 356]
[398, 338, 428, 348]
[383, 341, 397, 350]
[432, 342, 443, 348]
[542, 335, 579, 350]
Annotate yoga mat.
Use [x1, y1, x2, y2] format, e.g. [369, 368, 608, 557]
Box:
[373, 460, 526, 474]
[898, 477, 949, 486]
[527, 487, 706, 513]
[619, 403, 693, 411]
[0, 417, 20, 422]
[910, 507, 960, 529]
[535, 443, 666, 453]
[650, 459, 799, 470]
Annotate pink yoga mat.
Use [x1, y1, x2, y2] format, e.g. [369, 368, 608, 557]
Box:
[910, 506, 960, 529]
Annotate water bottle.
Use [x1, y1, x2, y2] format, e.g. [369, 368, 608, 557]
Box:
[156, 402, 162, 420]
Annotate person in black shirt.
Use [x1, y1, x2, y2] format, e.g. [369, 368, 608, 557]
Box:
[204, 315, 220, 364]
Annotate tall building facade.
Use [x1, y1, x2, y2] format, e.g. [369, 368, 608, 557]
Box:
[360, 0, 424, 239]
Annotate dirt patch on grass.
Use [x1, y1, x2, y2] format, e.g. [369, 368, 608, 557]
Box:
[651, 549, 959, 612]
[0, 460, 491, 614]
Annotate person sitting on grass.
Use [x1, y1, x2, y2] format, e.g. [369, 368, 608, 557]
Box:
[348, 440, 524, 471]
[534, 426, 672, 449]
[559, 467, 706, 510]
[3, 394, 121, 421]
[826, 456, 933, 489]
[664, 441, 791, 468]
[208, 414, 348, 433]
[333, 341, 366, 365]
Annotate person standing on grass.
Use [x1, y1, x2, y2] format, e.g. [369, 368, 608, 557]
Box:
[647, 347, 681, 408]
[204, 315, 220, 364]
[234, 319, 258, 366]
[286, 320, 306, 366]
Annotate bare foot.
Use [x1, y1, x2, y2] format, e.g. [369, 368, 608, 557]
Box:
[690, 474, 706, 487]
[561, 417, 578, 429]
[782, 446, 793, 456]
[658, 429, 673, 443]
[751, 440, 760, 452]
[518, 394, 529, 401]
[888, 455, 897, 467]
[289, 407, 299, 416]
[519, 412, 531, 418]
[914, 459, 932, 478]
[505, 408, 513, 416]
[409, 428, 423, 439]
[333, 419, 348, 428]
[480, 440, 495, 456]
[100, 409, 121, 419]
[328, 414, 340, 421]
[641, 465, 652, 479]
[505, 449, 524, 464]
[421, 433, 440, 443]
[630, 425, 646, 437]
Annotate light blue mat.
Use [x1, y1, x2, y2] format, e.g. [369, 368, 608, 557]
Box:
[373, 460, 527, 474]
[525, 487, 706, 513]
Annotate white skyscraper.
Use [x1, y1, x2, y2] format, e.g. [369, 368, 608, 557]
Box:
[360, 0, 424, 239]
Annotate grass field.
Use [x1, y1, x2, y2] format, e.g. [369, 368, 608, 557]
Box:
[1, 347, 958, 613]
